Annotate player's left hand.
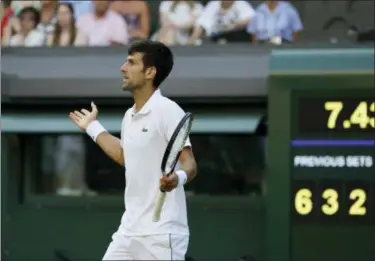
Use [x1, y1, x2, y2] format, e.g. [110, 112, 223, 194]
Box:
[160, 173, 178, 192]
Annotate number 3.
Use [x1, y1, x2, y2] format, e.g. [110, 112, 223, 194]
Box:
[349, 189, 367, 215]
[322, 189, 339, 215]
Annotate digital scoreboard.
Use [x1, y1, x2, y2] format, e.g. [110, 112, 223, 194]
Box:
[292, 95, 374, 224]
[290, 90, 375, 260]
[268, 81, 375, 261]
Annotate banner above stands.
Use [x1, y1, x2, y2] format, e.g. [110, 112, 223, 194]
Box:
[1, 44, 373, 103]
[1, 45, 269, 101]
[1, 112, 262, 133]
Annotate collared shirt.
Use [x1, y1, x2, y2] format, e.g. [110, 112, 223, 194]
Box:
[119, 89, 191, 236]
[247, 1, 303, 42]
[77, 10, 129, 46]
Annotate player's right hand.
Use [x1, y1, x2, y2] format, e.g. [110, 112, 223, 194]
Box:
[69, 102, 98, 131]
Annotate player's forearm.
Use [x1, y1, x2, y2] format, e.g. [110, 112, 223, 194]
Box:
[96, 132, 125, 166]
[181, 157, 197, 183]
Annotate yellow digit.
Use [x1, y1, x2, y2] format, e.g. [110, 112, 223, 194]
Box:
[350, 102, 369, 128]
[321, 189, 339, 215]
[325, 102, 343, 129]
[369, 102, 374, 128]
[349, 189, 367, 215]
[295, 188, 313, 215]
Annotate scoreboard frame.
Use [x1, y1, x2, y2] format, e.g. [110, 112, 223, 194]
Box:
[267, 73, 374, 261]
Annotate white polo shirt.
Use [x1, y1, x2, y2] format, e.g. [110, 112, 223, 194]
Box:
[119, 89, 191, 236]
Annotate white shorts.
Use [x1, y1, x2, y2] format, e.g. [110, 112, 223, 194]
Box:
[102, 231, 189, 260]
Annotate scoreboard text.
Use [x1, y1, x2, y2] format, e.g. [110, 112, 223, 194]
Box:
[291, 96, 375, 225]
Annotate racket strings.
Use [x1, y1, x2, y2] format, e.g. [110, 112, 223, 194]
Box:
[165, 120, 190, 173]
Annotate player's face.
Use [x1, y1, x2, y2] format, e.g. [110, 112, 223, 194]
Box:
[120, 53, 147, 91]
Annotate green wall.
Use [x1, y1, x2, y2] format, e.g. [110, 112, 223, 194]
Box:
[1, 111, 265, 261]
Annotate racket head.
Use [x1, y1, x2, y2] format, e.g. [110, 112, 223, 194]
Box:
[160, 112, 193, 176]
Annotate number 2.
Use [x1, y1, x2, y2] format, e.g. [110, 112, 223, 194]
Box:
[325, 102, 343, 129]
[349, 189, 367, 215]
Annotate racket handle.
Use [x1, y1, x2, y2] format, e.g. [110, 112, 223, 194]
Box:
[152, 191, 166, 222]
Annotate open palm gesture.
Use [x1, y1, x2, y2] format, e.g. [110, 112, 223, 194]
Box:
[69, 102, 99, 131]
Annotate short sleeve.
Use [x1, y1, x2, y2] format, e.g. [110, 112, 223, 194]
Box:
[288, 5, 303, 32]
[162, 102, 192, 148]
[247, 13, 258, 34]
[120, 111, 129, 148]
[159, 1, 172, 13]
[237, 0, 255, 21]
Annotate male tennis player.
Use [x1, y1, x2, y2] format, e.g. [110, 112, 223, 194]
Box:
[69, 40, 197, 260]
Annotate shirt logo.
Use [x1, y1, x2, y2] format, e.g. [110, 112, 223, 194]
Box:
[141, 127, 148, 132]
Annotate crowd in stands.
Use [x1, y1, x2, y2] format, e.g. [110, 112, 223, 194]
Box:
[1, 0, 304, 47]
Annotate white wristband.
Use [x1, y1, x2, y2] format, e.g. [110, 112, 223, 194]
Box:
[86, 120, 106, 142]
[176, 170, 188, 187]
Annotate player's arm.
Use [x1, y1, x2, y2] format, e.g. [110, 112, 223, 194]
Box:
[160, 103, 197, 191]
[178, 146, 197, 184]
[95, 132, 124, 166]
[69, 102, 125, 167]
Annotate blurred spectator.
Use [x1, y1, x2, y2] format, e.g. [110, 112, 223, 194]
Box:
[59, 0, 93, 19]
[188, 0, 254, 44]
[37, 0, 58, 43]
[1, 1, 14, 44]
[247, 0, 303, 44]
[9, 6, 45, 47]
[10, 0, 41, 16]
[77, 0, 129, 46]
[2, 1, 41, 44]
[153, 0, 203, 46]
[47, 3, 87, 46]
[110, 0, 150, 41]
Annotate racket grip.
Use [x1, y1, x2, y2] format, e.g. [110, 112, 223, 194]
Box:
[152, 191, 166, 222]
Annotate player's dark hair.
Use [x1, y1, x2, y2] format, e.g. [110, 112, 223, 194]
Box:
[128, 40, 174, 88]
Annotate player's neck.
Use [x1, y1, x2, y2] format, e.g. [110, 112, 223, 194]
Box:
[133, 87, 156, 112]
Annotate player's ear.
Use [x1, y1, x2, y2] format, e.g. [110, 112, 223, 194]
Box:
[145, 66, 156, 80]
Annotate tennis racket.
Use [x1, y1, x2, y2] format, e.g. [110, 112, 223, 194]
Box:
[152, 112, 194, 222]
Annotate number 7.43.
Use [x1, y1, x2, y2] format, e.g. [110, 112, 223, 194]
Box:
[325, 101, 374, 129]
